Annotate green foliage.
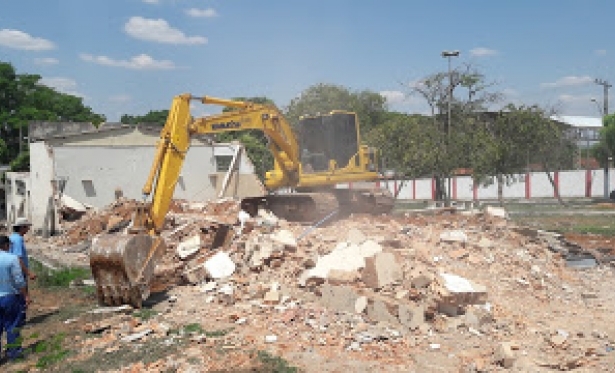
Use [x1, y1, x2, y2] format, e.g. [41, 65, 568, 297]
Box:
[9, 150, 29, 171]
[31, 260, 91, 288]
[33, 333, 70, 369]
[256, 350, 299, 373]
[598, 113, 615, 163]
[121, 110, 169, 126]
[204, 327, 233, 337]
[0, 61, 106, 167]
[183, 323, 204, 334]
[285, 83, 387, 134]
[365, 112, 444, 179]
[133, 308, 157, 321]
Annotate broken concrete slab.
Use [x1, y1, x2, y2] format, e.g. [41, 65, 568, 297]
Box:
[366, 299, 399, 326]
[485, 205, 508, 219]
[177, 235, 202, 260]
[270, 229, 297, 250]
[347, 228, 367, 245]
[298, 240, 383, 286]
[440, 230, 468, 244]
[398, 303, 425, 331]
[320, 283, 361, 314]
[438, 272, 488, 305]
[204, 251, 236, 279]
[362, 252, 403, 289]
[495, 341, 516, 368]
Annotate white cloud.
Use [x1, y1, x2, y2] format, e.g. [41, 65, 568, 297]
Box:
[186, 8, 218, 18]
[124, 16, 207, 45]
[380, 90, 407, 105]
[109, 94, 132, 103]
[541, 76, 594, 88]
[33, 57, 59, 65]
[470, 47, 498, 57]
[558, 93, 594, 103]
[502, 88, 518, 97]
[80, 53, 176, 70]
[142, 0, 159, 4]
[39, 77, 83, 97]
[595, 49, 607, 56]
[0, 29, 55, 51]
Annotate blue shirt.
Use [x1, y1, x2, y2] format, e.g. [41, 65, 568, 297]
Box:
[0, 251, 26, 297]
[9, 232, 29, 269]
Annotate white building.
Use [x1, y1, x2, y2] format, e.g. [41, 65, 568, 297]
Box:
[550, 115, 602, 149]
[22, 121, 265, 236]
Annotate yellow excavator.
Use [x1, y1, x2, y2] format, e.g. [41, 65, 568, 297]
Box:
[89, 94, 393, 307]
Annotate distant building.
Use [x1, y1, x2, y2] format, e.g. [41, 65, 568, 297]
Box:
[10, 121, 265, 236]
[550, 115, 602, 149]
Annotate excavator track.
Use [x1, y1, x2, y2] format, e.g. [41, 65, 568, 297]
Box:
[241, 188, 394, 223]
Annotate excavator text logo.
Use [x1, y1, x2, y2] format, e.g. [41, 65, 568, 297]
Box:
[212, 120, 241, 130]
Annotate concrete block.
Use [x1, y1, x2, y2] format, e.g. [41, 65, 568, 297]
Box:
[494, 342, 516, 368]
[184, 263, 207, 284]
[464, 305, 493, 328]
[270, 229, 297, 250]
[398, 303, 425, 331]
[438, 272, 488, 306]
[204, 251, 236, 279]
[327, 269, 360, 285]
[366, 299, 399, 326]
[177, 235, 201, 260]
[440, 230, 468, 244]
[320, 284, 360, 314]
[298, 240, 382, 286]
[410, 271, 434, 289]
[355, 296, 368, 314]
[485, 205, 508, 219]
[347, 228, 367, 245]
[362, 252, 402, 289]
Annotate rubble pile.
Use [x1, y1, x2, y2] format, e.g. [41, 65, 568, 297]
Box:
[30, 201, 615, 371]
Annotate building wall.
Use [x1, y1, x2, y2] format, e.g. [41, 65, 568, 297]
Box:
[28, 126, 264, 234]
[4, 172, 32, 227]
[349, 168, 615, 201]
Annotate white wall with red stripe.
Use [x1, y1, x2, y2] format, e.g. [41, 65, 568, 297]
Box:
[344, 169, 615, 200]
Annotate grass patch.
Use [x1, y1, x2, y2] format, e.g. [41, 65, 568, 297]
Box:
[31, 260, 91, 288]
[205, 327, 233, 337]
[183, 323, 204, 334]
[133, 308, 157, 321]
[31, 333, 71, 369]
[256, 350, 299, 373]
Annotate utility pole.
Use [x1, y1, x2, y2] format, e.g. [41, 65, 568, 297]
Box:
[442, 50, 459, 204]
[595, 78, 611, 199]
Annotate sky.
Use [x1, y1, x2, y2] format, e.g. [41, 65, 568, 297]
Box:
[0, 0, 613, 122]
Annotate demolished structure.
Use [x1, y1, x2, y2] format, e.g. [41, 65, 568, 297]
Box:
[26, 198, 615, 372]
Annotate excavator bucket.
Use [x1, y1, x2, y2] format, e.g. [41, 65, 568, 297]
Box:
[89, 233, 165, 308]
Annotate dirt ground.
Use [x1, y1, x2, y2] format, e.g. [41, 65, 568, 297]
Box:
[3, 204, 615, 372]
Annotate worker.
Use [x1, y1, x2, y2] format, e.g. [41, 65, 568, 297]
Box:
[9, 218, 36, 328]
[0, 235, 29, 361]
[9, 218, 36, 281]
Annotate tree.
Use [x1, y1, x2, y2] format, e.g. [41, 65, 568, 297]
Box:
[470, 105, 575, 204]
[0, 61, 105, 170]
[217, 96, 277, 181]
[599, 113, 615, 163]
[285, 83, 387, 134]
[121, 110, 169, 126]
[405, 64, 502, 200]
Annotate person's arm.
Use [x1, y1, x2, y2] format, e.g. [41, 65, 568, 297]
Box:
[11, 256, 29, 305]
[18, 257, 36, 280]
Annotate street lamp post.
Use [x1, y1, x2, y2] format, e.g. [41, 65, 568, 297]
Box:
[593, 78, 611, 199]
[442, 50, 460, 203]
